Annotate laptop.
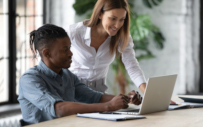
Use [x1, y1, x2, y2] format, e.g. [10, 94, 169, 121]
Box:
[103, 74, 177, 115]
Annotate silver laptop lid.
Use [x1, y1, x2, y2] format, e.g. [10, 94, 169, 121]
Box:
[139, 74, 177, 115]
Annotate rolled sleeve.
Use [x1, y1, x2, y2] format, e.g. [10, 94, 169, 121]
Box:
[19, 74, 63, 117]
[118, 35, 146, 87]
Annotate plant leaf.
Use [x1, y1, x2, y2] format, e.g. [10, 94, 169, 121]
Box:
[137, 53, 155, 61]
[73, 0, 96, 15]
[142, 0, 163, 8]
[152, 0, 159, 6]
[130, 14, 152, 41]
[153, 31, 165, 49]
[143, 0, 152, 8]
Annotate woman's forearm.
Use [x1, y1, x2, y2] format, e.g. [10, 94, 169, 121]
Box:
[139, 83, 146, 94]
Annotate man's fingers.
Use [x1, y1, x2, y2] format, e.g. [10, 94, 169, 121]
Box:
[140, 97, 142, 103]
[123, 104, 129, 109]
[133, 98, 140, 105]
[123, 98, 129, 108]
[131, 92, 142, 105]
[128, 90, 135, 96]
[138, 94, 142, 101]
[121, 94, 129, 102]
[132, 93, 138, 101]
[123, 99, 128, 105]
[127, 91, 143, 105]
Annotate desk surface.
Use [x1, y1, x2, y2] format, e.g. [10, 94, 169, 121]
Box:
[27, 96, 203, 127]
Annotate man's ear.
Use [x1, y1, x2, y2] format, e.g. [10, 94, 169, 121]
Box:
[42, 48, 50, 58]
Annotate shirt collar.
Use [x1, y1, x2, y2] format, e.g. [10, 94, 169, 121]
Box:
[84, 26, 112, 47]
[84, 27, 91, 46]
[38, 60, 62, 79]
[84, 27, 91, 40]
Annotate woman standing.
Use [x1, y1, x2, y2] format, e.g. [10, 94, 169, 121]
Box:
[67, 0, 146, 94]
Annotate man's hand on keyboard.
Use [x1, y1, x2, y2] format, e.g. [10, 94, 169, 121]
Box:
[127, 90, 142, 105]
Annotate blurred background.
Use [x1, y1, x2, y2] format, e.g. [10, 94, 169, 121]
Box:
[0, 0, 202, 126]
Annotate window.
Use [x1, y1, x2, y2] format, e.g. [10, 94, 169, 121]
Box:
[0, 0, 9, 104]
[16, 0, 43, 95]
[0, 0, 45, 105]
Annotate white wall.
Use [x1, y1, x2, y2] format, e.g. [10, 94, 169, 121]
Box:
[45, 0, 75, 28]
[130, 0, 200, 95]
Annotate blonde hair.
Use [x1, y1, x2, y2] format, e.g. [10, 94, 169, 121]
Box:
[83, 0, 130, 55]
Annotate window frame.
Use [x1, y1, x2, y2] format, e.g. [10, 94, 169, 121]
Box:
[0, 0, 46, 105]
[200, 0, 203, 92]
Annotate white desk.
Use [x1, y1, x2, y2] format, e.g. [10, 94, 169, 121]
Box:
[27, 96, 203, 127]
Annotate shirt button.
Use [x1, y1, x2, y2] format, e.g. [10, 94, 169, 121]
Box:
[43, 92, 45, 94]
[60, 84, 62, 86]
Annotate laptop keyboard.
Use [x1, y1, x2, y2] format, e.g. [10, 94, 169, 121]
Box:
[115, 111, 139, 115]
[101, 109, 140, 115]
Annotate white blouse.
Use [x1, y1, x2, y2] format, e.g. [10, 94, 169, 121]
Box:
[66, 22, 146, 88]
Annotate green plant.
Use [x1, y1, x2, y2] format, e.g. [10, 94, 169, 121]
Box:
[73, 0, 165, 94]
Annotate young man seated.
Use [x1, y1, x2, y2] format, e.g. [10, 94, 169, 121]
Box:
[17, 24, 142, 125]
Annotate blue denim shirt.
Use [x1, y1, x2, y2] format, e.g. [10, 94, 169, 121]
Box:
[18, 61, 103, 125]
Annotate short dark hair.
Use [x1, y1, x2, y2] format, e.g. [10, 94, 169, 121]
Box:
[29, 24, 68, 58]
